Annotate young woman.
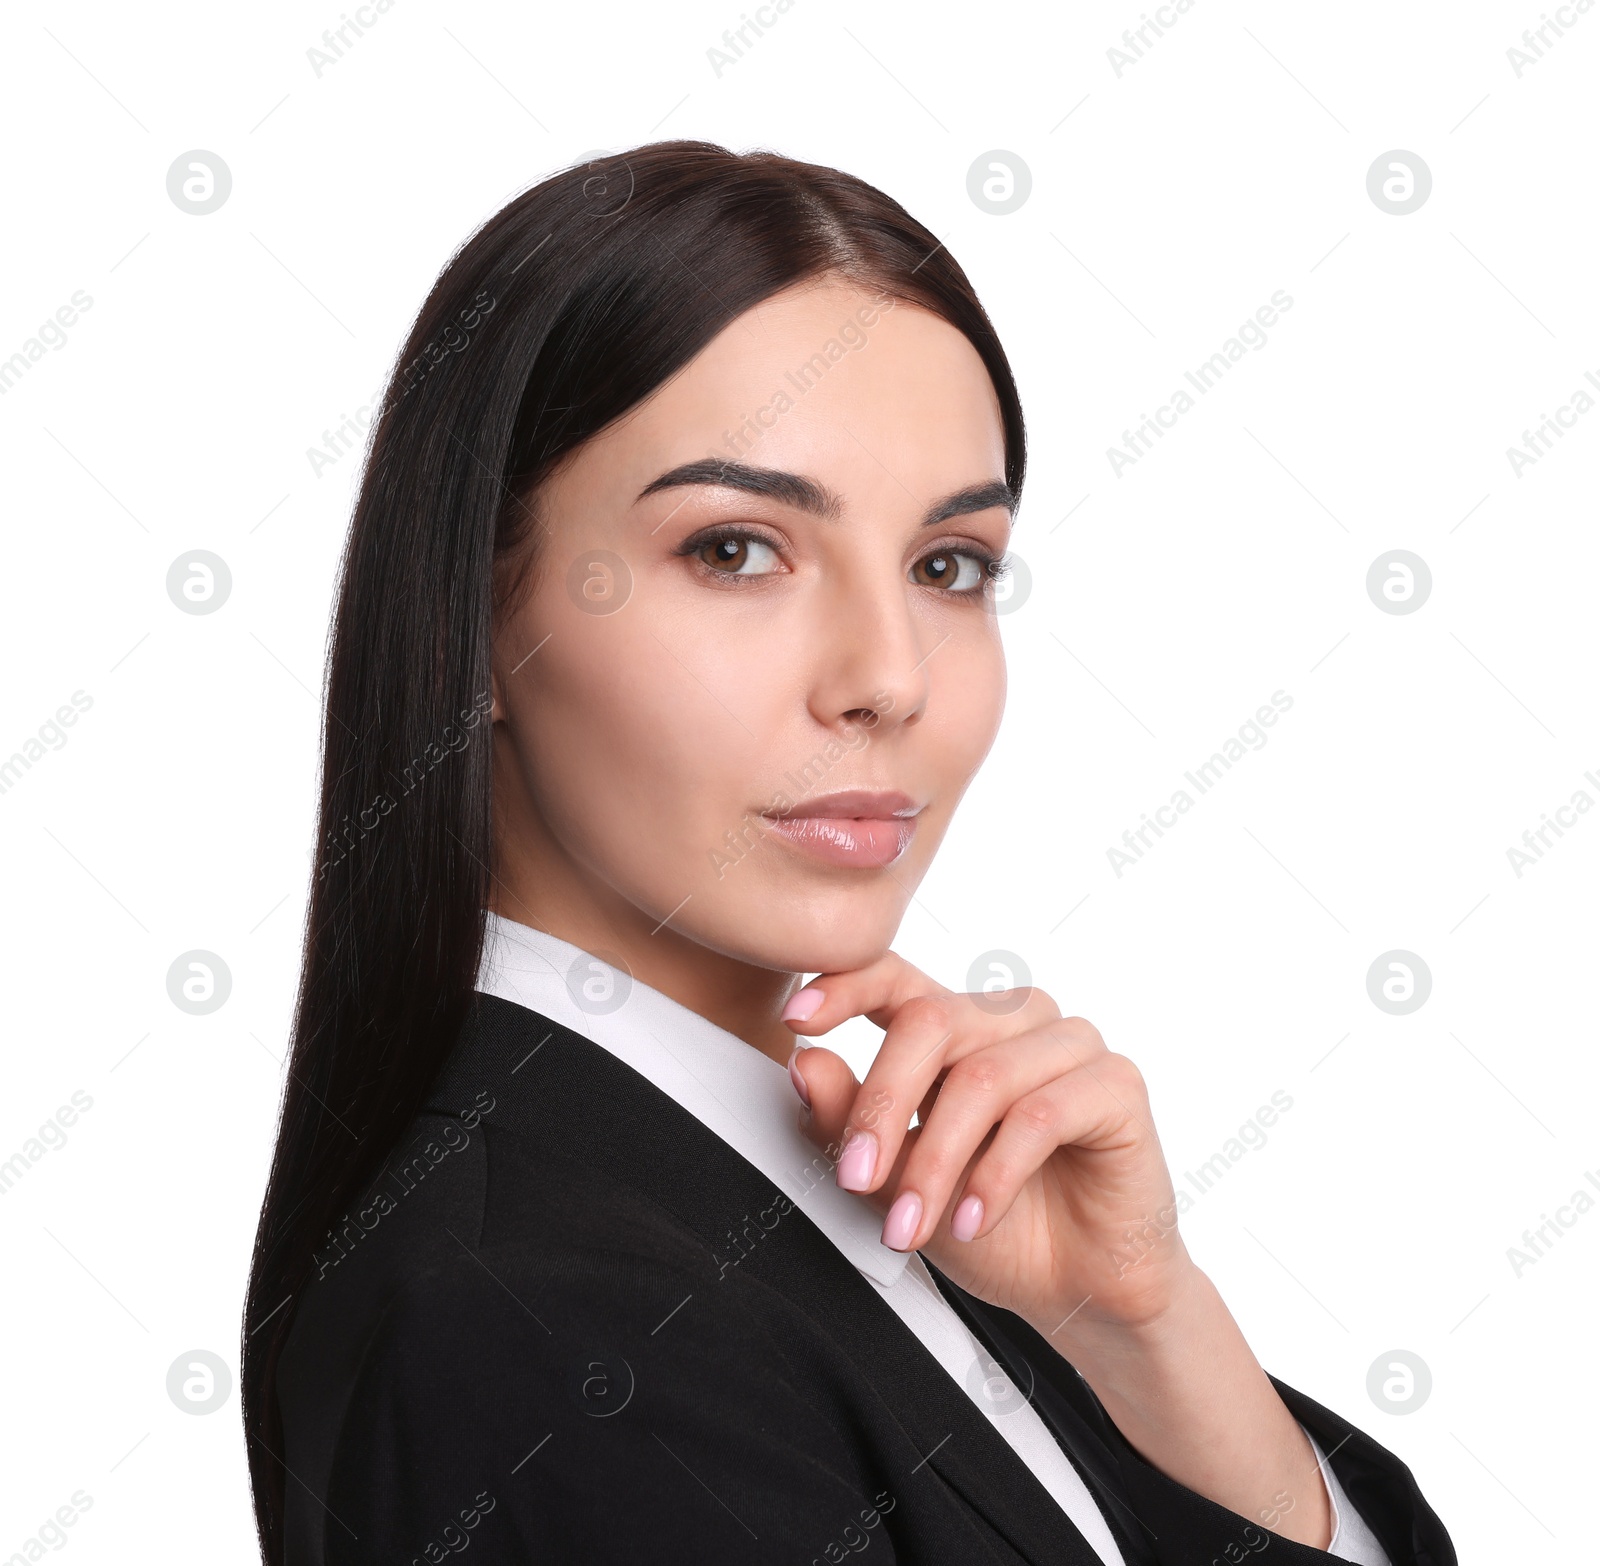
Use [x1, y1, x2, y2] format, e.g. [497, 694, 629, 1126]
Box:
[242, 141, 1455, 1566]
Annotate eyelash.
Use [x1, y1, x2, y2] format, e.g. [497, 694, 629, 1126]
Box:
[676, 525, 1011, 597]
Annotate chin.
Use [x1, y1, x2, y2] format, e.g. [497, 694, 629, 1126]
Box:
[686, 886, 908, 977]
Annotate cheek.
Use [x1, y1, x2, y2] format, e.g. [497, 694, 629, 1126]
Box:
[512, 612, 772, 860]
[928, 630, 1006, 770]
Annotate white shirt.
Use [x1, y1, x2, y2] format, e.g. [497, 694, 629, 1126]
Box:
[477, 913, 1390, 1564]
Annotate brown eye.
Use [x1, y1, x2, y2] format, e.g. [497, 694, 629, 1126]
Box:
[911, 550, 987, 591]
[693, 533, 782, 576]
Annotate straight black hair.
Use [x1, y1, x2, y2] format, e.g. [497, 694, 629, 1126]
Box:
[240, 138, 1027, 1563]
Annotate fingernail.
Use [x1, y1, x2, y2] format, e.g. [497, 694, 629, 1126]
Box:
[951, 1195, 984, 1242]
[836, 1129, 877, 1191]
[781, 987, 825, 1024]
[882, 1191, 922, 1252]
[786, 1044, 811, 1107]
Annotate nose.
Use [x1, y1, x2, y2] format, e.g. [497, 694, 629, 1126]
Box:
[805, 564, 931, 737]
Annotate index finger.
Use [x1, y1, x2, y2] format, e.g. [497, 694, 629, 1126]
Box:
[780, 950, 954, 1033]
[784, 955, 1061, 1200]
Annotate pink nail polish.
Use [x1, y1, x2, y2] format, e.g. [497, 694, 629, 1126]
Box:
[781, 987, 825, 1023]
[786, 1044, 811, 1107]
[951, 1194, 984, 1242]
[836, 1129, 877, 1191]
[882, 1191, 922, 1252]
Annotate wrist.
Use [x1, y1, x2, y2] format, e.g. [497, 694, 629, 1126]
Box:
[1034, 1266, 1332, 1548]
[1029, 1252, 1214, 1371]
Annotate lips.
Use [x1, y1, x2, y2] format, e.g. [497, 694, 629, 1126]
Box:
[760, 790, 922, 869]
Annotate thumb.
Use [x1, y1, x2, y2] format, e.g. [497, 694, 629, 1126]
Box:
[787, 1044, 859, 1156]
[789, 1045, 921, 1223]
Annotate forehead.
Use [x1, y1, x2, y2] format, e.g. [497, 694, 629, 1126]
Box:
[552, 278, 1008, 515]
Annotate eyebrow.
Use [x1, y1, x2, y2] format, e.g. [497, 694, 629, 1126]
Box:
[635, 458, 1017, 529]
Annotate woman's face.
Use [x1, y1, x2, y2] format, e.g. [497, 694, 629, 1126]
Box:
[490, 276, 1013, 977]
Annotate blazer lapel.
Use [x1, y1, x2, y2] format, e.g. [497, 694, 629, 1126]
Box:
[923, 1258, 1163, 1566]
[428, 994, 1109, 1566]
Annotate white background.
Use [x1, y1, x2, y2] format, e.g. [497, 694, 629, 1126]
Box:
[1, 1, 1595, 1560]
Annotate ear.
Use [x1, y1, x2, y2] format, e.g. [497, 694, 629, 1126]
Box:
[490, 653, 507, 724]
[487, 576, 517, 725]
[488, 540, 537, 725]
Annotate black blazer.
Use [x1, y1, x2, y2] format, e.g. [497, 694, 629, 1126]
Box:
[276, 993, 1456, 1565]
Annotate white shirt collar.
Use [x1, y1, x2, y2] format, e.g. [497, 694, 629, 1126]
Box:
[476, 911, 912, 1288]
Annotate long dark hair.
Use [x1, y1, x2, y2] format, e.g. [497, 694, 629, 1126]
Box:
[240, 138, 1028, 1563]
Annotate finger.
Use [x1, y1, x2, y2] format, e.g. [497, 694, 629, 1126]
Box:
[781, 950, 953, 1035]
[881, 1029, 1089, 1252]
[787, 1044, 858, 1151]
[833, 983, 1068, 1200]
[952, 1050, 1151, 1246]
[791, 1043, 929, 1220]
[784, 954, 1059, 1054]
[829, 994, 956, 1197]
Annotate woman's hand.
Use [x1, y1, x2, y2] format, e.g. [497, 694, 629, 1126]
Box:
[783, 950, 1337, 1549]
[782, 949, 1199, 1352]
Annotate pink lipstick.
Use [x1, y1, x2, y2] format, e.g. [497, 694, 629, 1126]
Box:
[760, 790, 921, 869]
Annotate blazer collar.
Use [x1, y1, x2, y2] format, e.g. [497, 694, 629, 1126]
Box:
[477, 911, 913, 1288]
